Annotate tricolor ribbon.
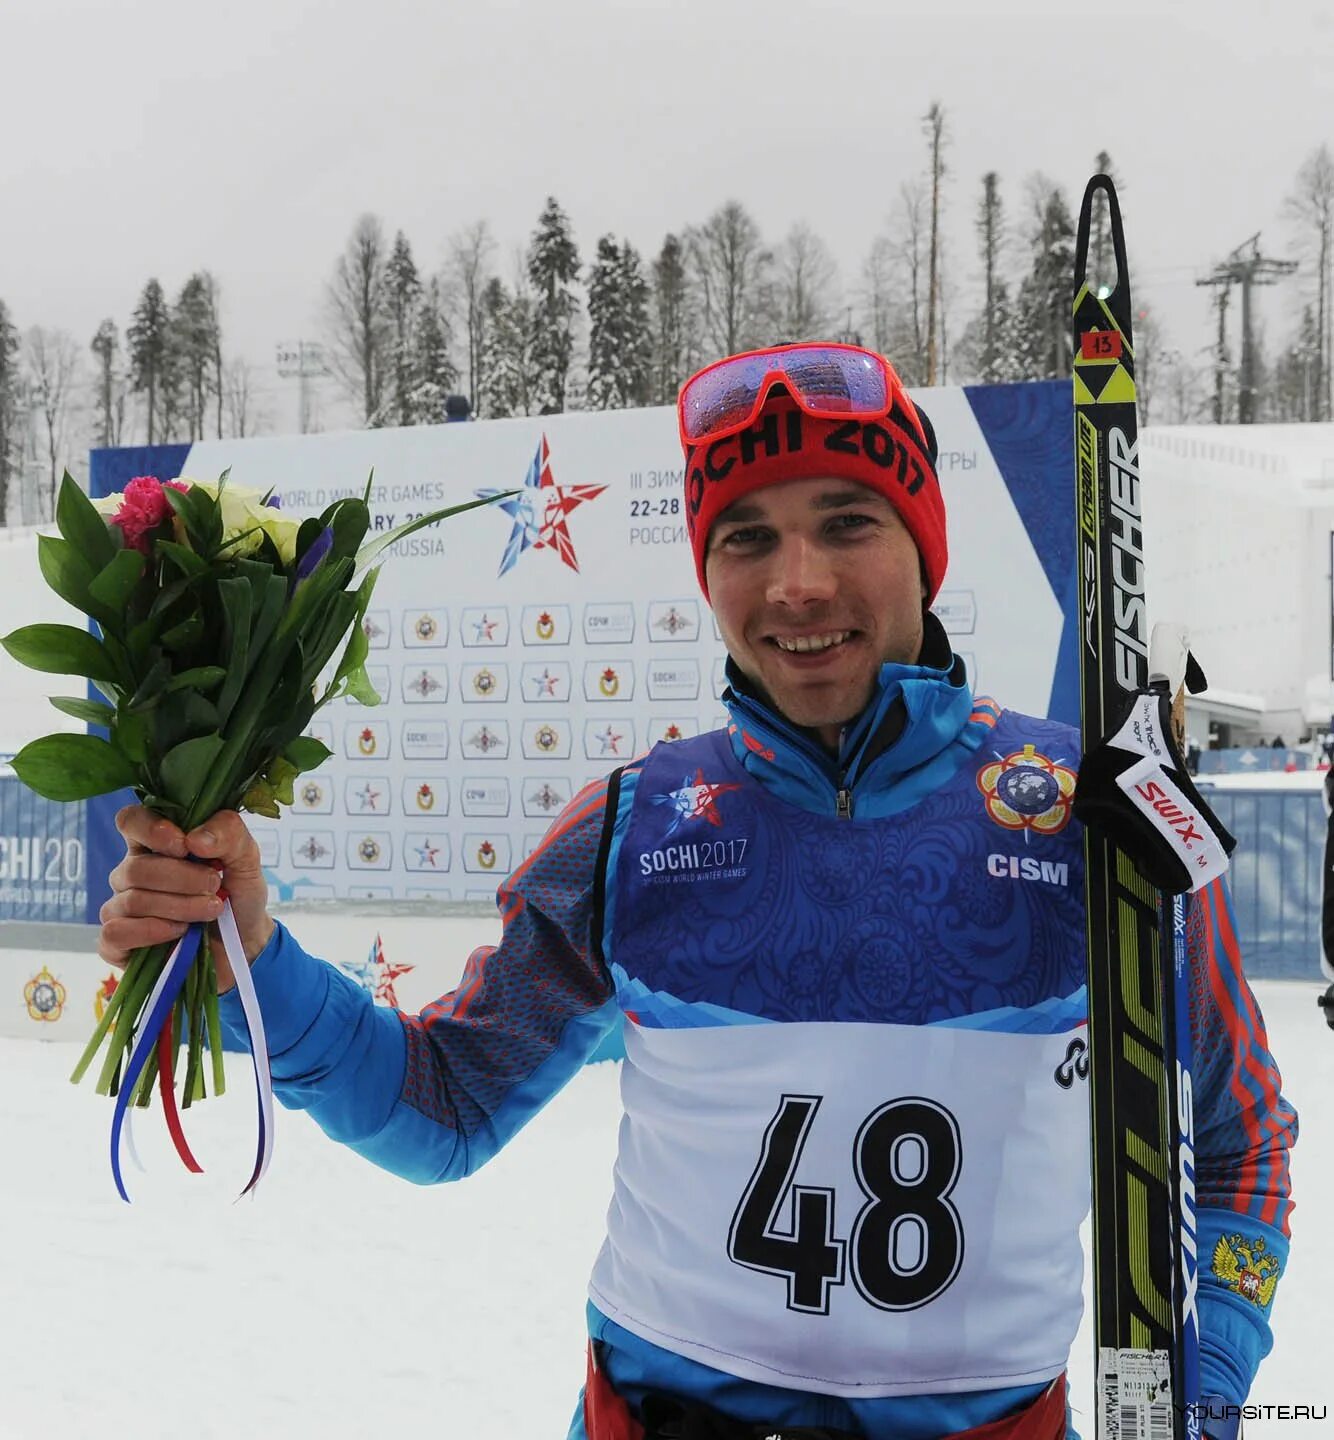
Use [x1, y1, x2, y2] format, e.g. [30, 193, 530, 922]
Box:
[109, 898, 273, 1203]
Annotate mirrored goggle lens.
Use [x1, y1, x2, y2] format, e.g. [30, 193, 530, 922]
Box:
[681, 347, 889, 443]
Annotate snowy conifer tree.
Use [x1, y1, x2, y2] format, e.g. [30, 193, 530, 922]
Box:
[651, 234, 696, 404]
[527, 197, 581, 414]
[380, 231, 422, 427]
[1012, 178, 1075, 380]
[478, 276, 536, 419]
[588, 237, 652, 410]
[409, 279, 458, 424]
[127, 279, 171, 444]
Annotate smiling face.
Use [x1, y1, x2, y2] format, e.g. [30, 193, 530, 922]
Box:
[706, 476, 926, 750]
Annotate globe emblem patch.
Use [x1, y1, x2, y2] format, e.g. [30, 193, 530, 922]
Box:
[358, 837, 382, 865]
[472, 668, 497, 697]
[977, 744, 1075, 835]
[24, 966, 66, 1022]
[414, 614, 438, 642]
[301, 781, 324, 808]
[998, 766, 1058, 816]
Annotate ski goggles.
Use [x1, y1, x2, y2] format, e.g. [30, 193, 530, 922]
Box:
[677, 342, 925, 451]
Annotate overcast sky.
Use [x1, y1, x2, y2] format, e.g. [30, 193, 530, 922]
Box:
[7, 0, 1334, 431]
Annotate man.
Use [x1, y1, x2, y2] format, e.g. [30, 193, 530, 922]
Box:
[100, 343, 1294, 1440]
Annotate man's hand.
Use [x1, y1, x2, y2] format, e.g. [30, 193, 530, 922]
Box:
[99, 806, 276, 993]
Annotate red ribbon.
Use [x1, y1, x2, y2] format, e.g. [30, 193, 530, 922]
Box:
[157, 1014, 204, 1174]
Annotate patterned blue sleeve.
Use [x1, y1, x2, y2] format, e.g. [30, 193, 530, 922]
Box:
[219, 779, 619, 1183]
[1187, 876, 1297, 1403]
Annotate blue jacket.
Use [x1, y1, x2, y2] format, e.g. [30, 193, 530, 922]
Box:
[222, 632, 1295, 1438]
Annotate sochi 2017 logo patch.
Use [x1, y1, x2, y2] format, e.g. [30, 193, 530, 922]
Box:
[1211, 1234, 1280, 1309]
[977, 743, 1076, 836]
[651, 768, 742, 837]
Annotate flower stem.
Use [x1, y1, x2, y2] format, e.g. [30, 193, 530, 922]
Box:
[204, 948, 226, 1098]
[182, 954, 207, 1106]
[94, 945, 168, 1097]
[69, 950, 141, 1085]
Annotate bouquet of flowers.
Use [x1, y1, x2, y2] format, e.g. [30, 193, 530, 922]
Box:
[1, 471, 499, 1199]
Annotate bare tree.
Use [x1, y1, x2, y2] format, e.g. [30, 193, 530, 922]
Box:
[224, 357, 266, 437]
[857, 235, 896, 356]
[770, 222, 839, 341]
[923, 102, 948, 385]
[325, 213, 391, 425]
[0, 301, 20, 524]
[894, 181, 929, 381]
[686, 201, 772, 358]
[1284, 144, 1334, 421]
[446, 220, 496, 413]
[24, 327, 81, 516]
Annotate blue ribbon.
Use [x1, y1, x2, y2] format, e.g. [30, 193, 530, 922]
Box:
[109, 925, 203, 1204]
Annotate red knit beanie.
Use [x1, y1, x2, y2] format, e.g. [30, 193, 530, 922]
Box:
[682, 391, 947, 603]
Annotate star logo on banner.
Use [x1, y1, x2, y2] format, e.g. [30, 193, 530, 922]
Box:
[530, 668, 560, 698]
[477, 434, 607, 576]
[472, 614, 499, 642]
[413, 839, 442, 868]
[355, 783, 384, 812]
[595, 725, 624, 756]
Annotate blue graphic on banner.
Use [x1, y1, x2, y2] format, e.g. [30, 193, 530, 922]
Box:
[0, 779, 86, 922]
[963, 380, 1077, 727]
[89, 443, 193, 503]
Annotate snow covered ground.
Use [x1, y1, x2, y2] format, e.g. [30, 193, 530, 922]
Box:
[0, 980, 1328, 1439]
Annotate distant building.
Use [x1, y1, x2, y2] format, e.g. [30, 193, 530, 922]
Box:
[1142, 422, 1334, 747]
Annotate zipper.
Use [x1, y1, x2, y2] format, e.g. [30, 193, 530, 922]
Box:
[835, 785, 853, 819]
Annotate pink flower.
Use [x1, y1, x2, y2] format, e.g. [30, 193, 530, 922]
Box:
[109, 476, 190, 554]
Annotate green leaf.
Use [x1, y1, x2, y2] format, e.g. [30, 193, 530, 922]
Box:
[88, 548, 147, 613]
[151, 689, 218, 754]
[0, 624, 118, 681]
[331, 567, 379, 688]
[342, 663, 381, 707]
[56, 472, 117, 571]
[160, 614, 205, 651]
[265, 755, 300, 806]
[10, 733, 138, 801]
[163, 666, 227, 694]
[37, 534, 99, 618]
[283, 735, 333, 774]
[160, 733, 225, 815]
[113, 708, 150, 764]
[212, 577, 253, 725]
[126, 655, 170, 712]
[49, 695, 116, 726]
[240, 779, 281, 819]
[353, 492, 512, 575]
[155, 540, 209, 579]
[329, 498, 370, 560]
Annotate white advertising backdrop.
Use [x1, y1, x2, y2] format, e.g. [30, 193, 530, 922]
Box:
[170, 392, 1065, 905]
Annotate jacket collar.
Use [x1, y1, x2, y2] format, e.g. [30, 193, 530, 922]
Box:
[722, 612, 975, 809]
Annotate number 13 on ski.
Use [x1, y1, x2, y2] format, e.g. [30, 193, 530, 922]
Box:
[1074, 174, 1204, 1440]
